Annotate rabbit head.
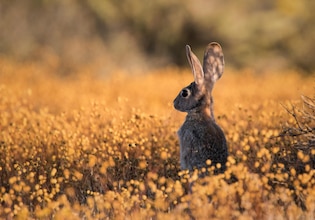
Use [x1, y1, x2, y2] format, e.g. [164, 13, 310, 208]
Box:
[173, 42, 224, 120]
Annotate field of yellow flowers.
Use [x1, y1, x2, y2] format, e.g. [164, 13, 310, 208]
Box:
[0, 58, 314, 219]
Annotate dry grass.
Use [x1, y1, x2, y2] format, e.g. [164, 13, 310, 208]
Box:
[0, 58, 314, 219]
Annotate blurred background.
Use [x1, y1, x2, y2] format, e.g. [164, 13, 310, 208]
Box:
[1, 0, 314, 74]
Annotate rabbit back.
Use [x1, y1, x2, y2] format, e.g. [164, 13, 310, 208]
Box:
[178, 115, 228, 173]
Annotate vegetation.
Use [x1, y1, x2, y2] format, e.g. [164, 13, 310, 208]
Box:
[0, 59, 314, 219]
[1, 0, 315, 72]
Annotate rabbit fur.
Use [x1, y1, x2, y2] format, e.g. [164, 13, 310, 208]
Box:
[173, 42, 228, 174]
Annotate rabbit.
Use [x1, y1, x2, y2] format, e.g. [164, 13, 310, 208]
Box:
[173, 42, 228, 175]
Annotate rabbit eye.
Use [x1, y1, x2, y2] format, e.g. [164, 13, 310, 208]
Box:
[181, 89, 190, 98]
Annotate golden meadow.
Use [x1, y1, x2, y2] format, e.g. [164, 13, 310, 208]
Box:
[0, 58, 314, 219]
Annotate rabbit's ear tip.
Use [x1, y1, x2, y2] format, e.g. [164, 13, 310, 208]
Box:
[208, 42, 221, 47]
[210, 42, 220, 45]
[205, 42, 223, 56]
[186, 45, 192, 58]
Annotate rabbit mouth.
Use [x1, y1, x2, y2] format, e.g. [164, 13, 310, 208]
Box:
[173, 98, 185, 112]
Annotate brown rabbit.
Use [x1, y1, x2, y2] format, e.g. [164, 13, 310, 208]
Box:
[173, 42, 228, 174]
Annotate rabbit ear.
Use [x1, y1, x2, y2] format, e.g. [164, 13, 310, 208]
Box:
[203, 42, 224, 86]
[186, 45, 204, 86]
